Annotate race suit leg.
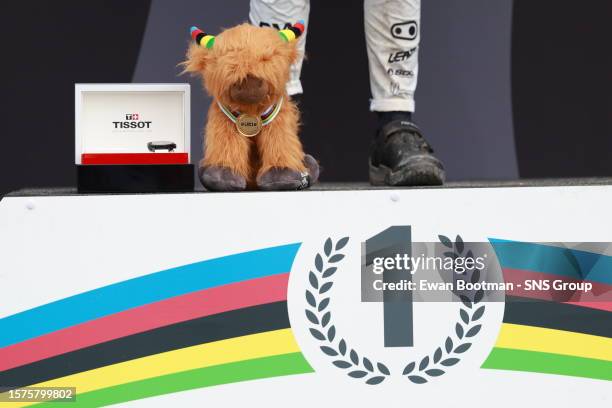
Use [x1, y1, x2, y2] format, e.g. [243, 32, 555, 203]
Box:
[364, 0, 421, 112]
[249, 0, 310, 95]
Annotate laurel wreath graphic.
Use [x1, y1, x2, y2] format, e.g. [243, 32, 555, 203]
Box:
[304, 234, 486, 385]
[402, 234, 486, 384]
[304, 237, 392, 385]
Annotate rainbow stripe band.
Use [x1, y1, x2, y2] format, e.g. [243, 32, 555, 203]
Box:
[0, 330, 311, 408]
[0, 274, 290, 373]
[0, 243, 300, 348]
[0, 243, 307, 407]
[0, 302, 291, 389]
[190, 26, 215, 49]
[31, 353, 312, 408]
[278, 20, 305, 42]
[482, 239, 612, 383]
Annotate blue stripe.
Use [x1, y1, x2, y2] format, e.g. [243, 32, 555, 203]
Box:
[489, 239, 612, 285]
[0, 243, 301, 348]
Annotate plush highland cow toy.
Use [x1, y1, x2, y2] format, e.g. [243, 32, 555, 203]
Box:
[184, 22, 319, 191]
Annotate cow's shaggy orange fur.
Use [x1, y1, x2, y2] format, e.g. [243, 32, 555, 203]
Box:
[183, 23, 306, 185]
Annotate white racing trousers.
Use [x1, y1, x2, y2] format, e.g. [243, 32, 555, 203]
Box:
[249, 0, 420, 112]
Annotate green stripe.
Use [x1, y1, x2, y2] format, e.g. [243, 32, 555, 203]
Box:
[482, 348, 612, 381]
[33, 353, 313, 408]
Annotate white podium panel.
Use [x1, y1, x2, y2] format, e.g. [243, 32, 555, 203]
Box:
[0, 185, 610, 407]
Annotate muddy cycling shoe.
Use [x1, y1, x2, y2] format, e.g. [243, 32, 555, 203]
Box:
[199, 166, 247, 192]
[369, 120, 445, 186]
[257, 154, 320, 191]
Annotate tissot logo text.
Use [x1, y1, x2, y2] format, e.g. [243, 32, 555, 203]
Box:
[112, 113, 152, 129]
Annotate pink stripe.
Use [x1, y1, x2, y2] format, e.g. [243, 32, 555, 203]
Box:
[0, 273, 289, 372]
[565, 301, 612, 312]
[503, 268, 612, 311]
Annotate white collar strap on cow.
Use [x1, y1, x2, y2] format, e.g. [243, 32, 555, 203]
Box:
[217, 98, 283, 137]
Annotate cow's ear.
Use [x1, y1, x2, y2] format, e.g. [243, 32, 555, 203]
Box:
[277, 21, 305, 44]
[181, 26, 216, 75]
[182, 43, 211, 75]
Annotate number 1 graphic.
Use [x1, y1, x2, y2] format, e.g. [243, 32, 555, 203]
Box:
[365, 226, 414, 347]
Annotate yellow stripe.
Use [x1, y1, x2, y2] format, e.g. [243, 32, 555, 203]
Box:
[1, 329, 299, 408]
[496, 323, 612, 362]
[200, 34, 214, 46]
[280, 29, 296, 41]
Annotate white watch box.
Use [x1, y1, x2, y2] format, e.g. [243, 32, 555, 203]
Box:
[75, 84, 190, 164]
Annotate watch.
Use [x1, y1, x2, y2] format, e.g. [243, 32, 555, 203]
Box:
[147, 141, 177, 152]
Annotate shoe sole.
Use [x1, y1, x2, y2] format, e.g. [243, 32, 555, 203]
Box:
[369, 156, 446, 186]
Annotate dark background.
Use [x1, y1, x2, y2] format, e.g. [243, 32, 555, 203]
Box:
[1, 0, 610, 195]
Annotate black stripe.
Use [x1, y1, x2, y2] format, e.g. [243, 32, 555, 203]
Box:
[288, 26, 302, 38]
[0, 301, 289, 389]
[504, 296, 612, 338]
[196, 32, 206, 44]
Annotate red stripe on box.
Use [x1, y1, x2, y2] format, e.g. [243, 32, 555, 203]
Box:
[0, 273, 289, 372]
[565, 301, 612, 312]
[82, 153, 189, 165]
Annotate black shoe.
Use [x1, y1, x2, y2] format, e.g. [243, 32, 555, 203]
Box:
[369, 120, 445, 186]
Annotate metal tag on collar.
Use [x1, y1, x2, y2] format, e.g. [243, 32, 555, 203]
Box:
[236, 114, 263, 137]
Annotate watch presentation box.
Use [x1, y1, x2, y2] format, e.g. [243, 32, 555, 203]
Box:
[75, 83, 194, 193]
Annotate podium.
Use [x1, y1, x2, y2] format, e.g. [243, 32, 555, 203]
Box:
[0, 180, 610, 407]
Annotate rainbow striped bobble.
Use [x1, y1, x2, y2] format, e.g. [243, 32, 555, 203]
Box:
[278, 20, 305, 42]
[190, 26, 215, 49]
